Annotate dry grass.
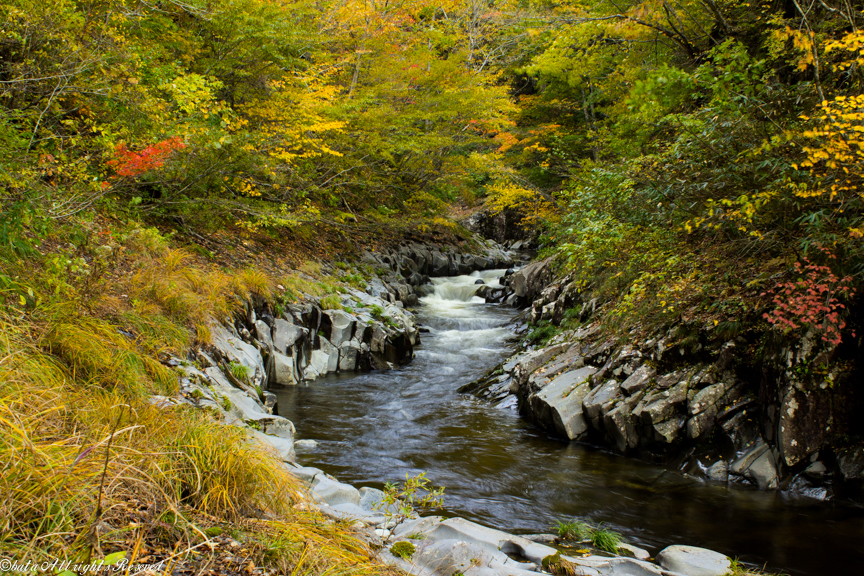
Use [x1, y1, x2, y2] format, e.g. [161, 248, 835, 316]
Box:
[0, 224, 391, 575]
[0, 319, 389, 575]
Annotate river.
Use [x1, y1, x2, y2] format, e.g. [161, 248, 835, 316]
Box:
[276, 270, 864, 576]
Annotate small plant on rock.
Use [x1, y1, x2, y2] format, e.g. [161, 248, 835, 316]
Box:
[229, 361, 250, 382]
[375, 472, 444, 540]
[390, 541, 416, 559]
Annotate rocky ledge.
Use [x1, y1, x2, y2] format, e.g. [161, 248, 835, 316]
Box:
[285, 462, 737, 576]
[462, 259, 864, 501]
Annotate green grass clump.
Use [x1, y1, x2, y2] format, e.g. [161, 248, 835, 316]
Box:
[591, 527, 622, 553]
[319, 295, 343, 310]
[555, 520, 592, 540]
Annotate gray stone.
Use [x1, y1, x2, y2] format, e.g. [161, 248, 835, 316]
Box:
[272, 319, 305, 354]
[210, 325, 267, 389]
[271, 350, 297, 386]
[640, 381, 688, 425]
[307, 350, 329, 379]
[319, 336, 340, 373]
[530, 366, 596, 439]
[748, 449, 779, 490]
[653, 416, 686, 444]
[339, 340, 361, 372]
[249, 429, 295, 462]
[707, 460, 728, 482]
[604, 392, 644, 451]
[617, 543, 651, 561]
[254, 320, 273, 350]
[688, 383, 726, 416]
[837, 446, 864, 480]
[686, 405, 718, 440]
[311, 475, 361, 507]
[582, 379, 622, 420]
[621, 365, 655, 395]
[325, 310, 355, 347]
[656, 545, 730, 576]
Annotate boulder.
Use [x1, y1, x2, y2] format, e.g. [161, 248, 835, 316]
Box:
[271, 350, 297, 386]
[582, 379, 622, 420]
[529, 366, 596, 439]
[311, 475, 361, 507]
[272, 319, 305, 354]
[509, 258, 553, 300]
[339, 340, 361, 372]
[308, 350, 330, 379]
[254, 320, 273, 350]
[731, 440, 779, 490]
[319, 336, 340, 373]
[324, 310, 355, 348]
[621, 365, 655, 395]
[656, 545, 730, 576]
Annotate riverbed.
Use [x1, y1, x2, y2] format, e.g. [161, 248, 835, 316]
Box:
[276, 271, 864, 576]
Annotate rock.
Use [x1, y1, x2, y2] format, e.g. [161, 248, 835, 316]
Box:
[339, 340, 361, 371]
[284, 464, 325, 484]
[319, 336, 340, 373]
[656, 545, 730, 576]
[249, 428, 295, 462]
[803, 460, 827, 479]
[621, 365, 655, 395]
[254, 320, 273, 350]
[837, 446, 864, 480]
[639, 381, 688, 425]
[509, 258, 553, 300]
[582, 379, 622, 420]
[686, 405, 718, 440]
[731, 440, 779, 489]
[529, 366, 596, 439]
[652, 416, 686, 444]
[210, 325, 267, 389]
[272, 319, 305, 354]
[474, 278, 485, 285]
[707, 460, 728, 482]
[688, 383, 726, 415]
[604, 393, 644, 451]
[308, 349, 330, 378]
[294, 439, 318, 449]
[271, 350, 297, 386]
[617, 543, 651, 561]
[323, 310, 355, 348]
[407, 517, 557, 565]
[311, 475, 361, 507]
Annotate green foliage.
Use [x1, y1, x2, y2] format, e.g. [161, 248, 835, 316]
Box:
[375, 472, 445, 541]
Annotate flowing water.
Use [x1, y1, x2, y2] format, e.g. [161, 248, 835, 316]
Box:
[277, 270, 864, 576]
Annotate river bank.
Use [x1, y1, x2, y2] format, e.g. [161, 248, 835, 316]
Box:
[111, 230, 862, 576]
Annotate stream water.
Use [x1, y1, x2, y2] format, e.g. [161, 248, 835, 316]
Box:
[277, 270, 864, 576]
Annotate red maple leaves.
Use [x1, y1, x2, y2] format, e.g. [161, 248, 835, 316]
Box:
[107, 137, 186, 178]
[763, 255, 855, 346]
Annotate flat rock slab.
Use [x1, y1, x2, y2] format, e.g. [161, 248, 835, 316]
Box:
[656, 545, 730, 576]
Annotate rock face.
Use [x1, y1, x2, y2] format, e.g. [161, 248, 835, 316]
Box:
[462, 257, 864, 498]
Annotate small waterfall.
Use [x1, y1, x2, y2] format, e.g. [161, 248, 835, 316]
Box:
[420, 270, 509, 332]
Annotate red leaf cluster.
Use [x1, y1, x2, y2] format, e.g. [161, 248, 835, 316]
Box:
[107, 137, 186, 178]
[762, 257, 855, 346]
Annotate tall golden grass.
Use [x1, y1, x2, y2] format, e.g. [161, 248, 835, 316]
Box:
[0, 225, 389, 575]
